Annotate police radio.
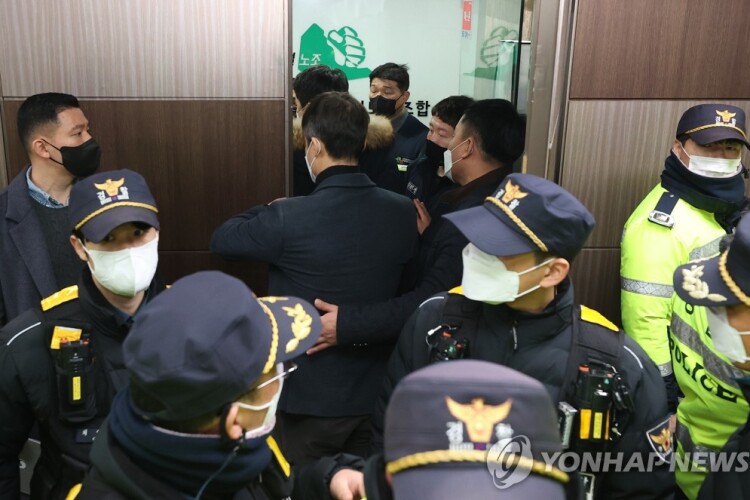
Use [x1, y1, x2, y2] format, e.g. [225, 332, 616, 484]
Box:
[60, 339, 90, 405]
[575, 364, 613, 448]
[55, 337, 97, 422]
[566, 361, 633, 453]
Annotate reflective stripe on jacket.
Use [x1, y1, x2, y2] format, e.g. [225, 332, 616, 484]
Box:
[670, 301, 749, 498]
[621, 183, 725, 372]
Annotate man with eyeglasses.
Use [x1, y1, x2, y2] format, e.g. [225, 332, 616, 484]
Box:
[75, 271, 364, 500]
[620, 104, 750, 498]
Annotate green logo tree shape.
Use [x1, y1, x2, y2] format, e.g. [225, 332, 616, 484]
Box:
[467, 26, 519, 80]
[298, 23, 371, 80]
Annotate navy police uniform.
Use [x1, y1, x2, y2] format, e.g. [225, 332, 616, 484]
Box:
[373, 174, 675, 499]
[0, 272, 164, 499]
[0, 169, 163, 499]
[77, 271, 363, 500]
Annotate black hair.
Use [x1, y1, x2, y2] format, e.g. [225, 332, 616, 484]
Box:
[460, 99, 526, 167]
[369, 63, 410, 91]
[130, 379, 260, 434]
[432, 96, 475, 129]
[17, 93, 80, 152]
[293, 65, 349, 107]
[130, 382, 220, 433]
[534, 251, 553, 264]
[302, 92, 369, 161]
[71, 221, 153, 243]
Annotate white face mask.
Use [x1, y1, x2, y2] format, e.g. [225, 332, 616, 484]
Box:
[707, 307, 750, 364]
[461, 243, 553, 304]
[678, 143, 742, 178]
[237, 368, 285, 439]
[443, 138, 469, 181]
[305, 140, 318, 182]
[81, 235, 159, 298]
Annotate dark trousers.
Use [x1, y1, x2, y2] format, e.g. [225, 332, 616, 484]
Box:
[273, 412, 371, 465]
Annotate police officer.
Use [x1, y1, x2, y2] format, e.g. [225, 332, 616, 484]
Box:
[620, 104, 750, 498]
[364, 360, 569, 500]
[621, 105, 749, 400]
[77, 271, 364, 499]
[373, 174, 674, 499]
[671, 214, 750, 499]
[0, 169, 164, 499]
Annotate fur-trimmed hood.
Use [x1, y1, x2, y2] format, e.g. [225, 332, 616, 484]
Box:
[292, 114, 395, 151]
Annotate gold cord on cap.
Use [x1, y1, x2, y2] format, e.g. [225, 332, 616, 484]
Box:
[257, 300, 280, 374]
[74, 201, 158, 230]
[484, 197, 548, 253]
[386, 449, 569, 484]
[683, 124, 748, 139]
[719, 251, 750, 307]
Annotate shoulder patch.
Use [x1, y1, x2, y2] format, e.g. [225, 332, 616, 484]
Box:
[448, 286, 464, 295]
[41, 285, 79, 311]
[580, 305, 619, 332]
[266, 435, 291, 478]
[646, 416, 673, 463]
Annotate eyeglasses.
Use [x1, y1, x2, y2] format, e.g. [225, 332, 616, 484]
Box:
[254, 361, 297, 391]
[234, 362, 297, 412]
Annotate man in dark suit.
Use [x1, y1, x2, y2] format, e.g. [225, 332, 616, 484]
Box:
[210, 91, 418, 465]
[0, 93, 101, 326]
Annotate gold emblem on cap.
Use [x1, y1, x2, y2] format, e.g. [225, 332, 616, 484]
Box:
[282, 303, 312, 353]
[446, 397, 512, 443]
[94, 178, 125, 197]
[681, 264, 727, 302]
[716, 110, 737, 124]
[500, 180, 528, 204]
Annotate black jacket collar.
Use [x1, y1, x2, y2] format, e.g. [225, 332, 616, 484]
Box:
[483, 278, 574, 349]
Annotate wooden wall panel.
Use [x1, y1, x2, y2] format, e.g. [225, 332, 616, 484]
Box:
[0, 0, 286, 98]
[0, 100, 6, 189]
[570, 0, 750, 99]
[569, 248, 621, 327]
[561, 100, 750, 248]
[3, 100, 286, 253]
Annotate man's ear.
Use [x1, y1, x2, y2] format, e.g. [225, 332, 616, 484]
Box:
[540, 258, 570, 288]
[224, 403, 244, 441]
[310, 137, 327, 158]
[70, 235, 89, 263]
[31, 137, 51, 159]
[402, 90, 411, 104]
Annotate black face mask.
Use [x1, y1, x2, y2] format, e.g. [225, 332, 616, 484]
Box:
[425, 139, 447, 163]
[44, 137, 102, 178]
[369, 95, 400, 116]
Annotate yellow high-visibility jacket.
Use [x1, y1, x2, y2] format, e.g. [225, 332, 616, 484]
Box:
[670, 296, 749, 498]
[622, 183, 749, 498]
[621, 184, 725, 376]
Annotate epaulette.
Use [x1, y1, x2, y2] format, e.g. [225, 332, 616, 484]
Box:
[265, 435, 291, 478]
[40, 285, 79, 312]
[648, 191, 678, 228]
[448, 286, 464, 295]
[580, 305, 619, 332]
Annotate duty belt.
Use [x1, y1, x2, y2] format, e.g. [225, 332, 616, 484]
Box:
[675, 421, 719, 457]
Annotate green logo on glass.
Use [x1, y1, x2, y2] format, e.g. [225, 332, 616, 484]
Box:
[468, 26, 519, 80]
[298, 24, 371, 80]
